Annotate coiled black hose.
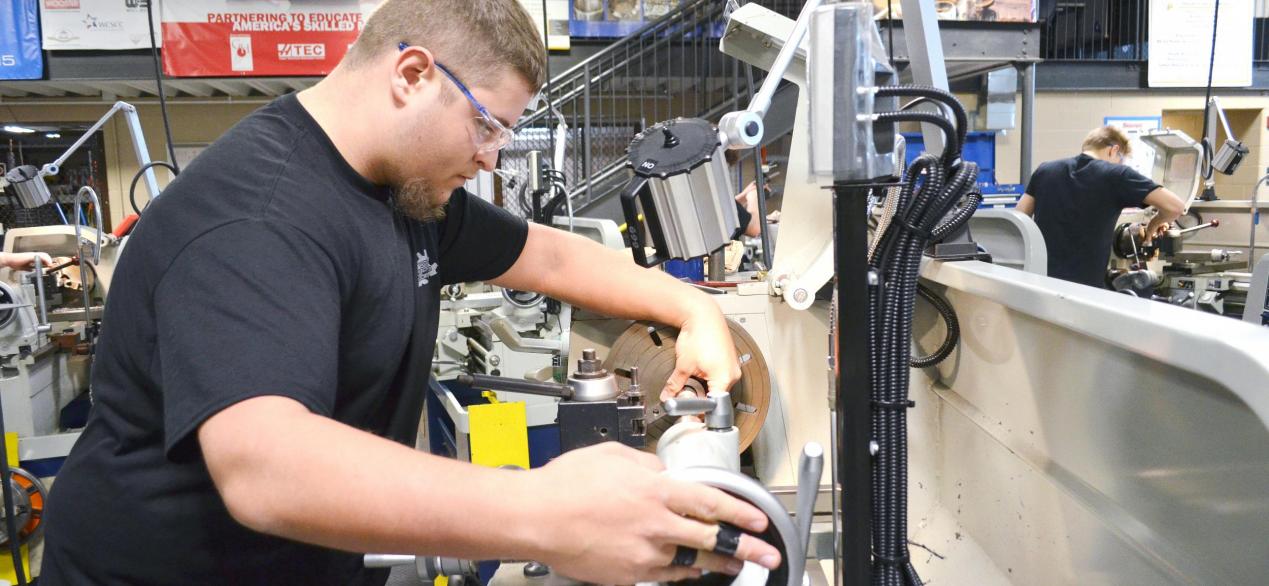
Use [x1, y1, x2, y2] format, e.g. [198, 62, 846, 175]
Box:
[877, 85, 969, 148]
[865, 89, 981, 585]
[873, 112, 960, 167]
[129, 160, 179, 215]
[535, 168, 569, 225]
[910, 284, 959, 369]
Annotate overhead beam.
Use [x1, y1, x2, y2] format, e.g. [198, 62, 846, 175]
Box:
[243, 79, 290, 96]
[165, 80, 215, 97]
[11, 83, 68, 97]
[122, 81, 159, 96]
[282, 78, 313, 92]
[202, 79, 251, 97]
[95, 82, 143, 98]
[42, 82, 100, 97]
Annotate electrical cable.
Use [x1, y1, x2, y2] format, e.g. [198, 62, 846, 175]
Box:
[538, 0, 557, 159]
[146, 0, 180, 174]
[129, 160, 179, 215]
[863, 87, 978, 586]
[874, 112, 959, 167]
[539, 168, 569, 223]
[1198, 0, 1221, 181]
[909, 284, 959, 369]
[0, 379, 26, 586]
[742, 62, 774, 268]
[877, 85, 969, 148]
[886, 0, 896, 71]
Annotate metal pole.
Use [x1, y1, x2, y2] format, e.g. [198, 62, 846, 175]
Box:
[583, 63, 593, 204]
[708, 250, 726, 281]
[833, 184, 872, 586]
[899, 0, 950, 156]
[745, 0, 824, 119]
[745, 65, 774, 267]
[1019, 62, 1036, 186]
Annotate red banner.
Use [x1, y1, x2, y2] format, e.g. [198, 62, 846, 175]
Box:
[162, 3, 372, 77]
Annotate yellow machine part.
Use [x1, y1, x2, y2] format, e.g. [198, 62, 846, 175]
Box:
[467, 401, 530, 470]
[0, 433, 29, 584]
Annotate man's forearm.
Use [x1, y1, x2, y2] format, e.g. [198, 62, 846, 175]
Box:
[1145, 208, 1181, 237]
[496, 228, 721, 329]
[202, 397, 546, 561]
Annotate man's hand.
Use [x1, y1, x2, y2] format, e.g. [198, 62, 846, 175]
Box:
[661, 306, 741, 401]
[1, 252, 54, 271]
[526, 442, 781, 584]
[1139, 222, 1169, 246]
[734, 182, 763, 238]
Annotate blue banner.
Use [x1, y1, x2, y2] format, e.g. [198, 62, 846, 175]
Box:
[1, 0, 43, 80]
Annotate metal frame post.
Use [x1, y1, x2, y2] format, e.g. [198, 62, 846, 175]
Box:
[834, 183, 873, 586]
[899, 0, 950, 155]
[1019, 61, 1036, 186]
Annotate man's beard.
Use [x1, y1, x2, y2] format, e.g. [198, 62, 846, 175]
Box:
[392, 177, 448, 222]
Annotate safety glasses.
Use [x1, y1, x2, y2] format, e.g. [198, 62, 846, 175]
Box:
[398, 43, 515, 153]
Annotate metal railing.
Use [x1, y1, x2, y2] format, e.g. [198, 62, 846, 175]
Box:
[1040, 0, 1269, 63]
[1039, 0, 1147, 61]
[501, 0, 800, 218]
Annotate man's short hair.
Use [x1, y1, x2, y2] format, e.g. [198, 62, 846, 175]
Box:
[1082, 126, 1132, 156]
[345, 0, 547, 92]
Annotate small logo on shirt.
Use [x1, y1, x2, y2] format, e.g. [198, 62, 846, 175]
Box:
[416, 251, 438, 287]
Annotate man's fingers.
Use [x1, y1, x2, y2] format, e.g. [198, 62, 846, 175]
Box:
[692, 550, 747, 575]
[663, 481, 768, 532]
[645, 566, 702, 583]
[704, 364, 741, 395]
[659, 515, 782, 571]
[661, 367, 693, 402]
[658, 545, 745, 576]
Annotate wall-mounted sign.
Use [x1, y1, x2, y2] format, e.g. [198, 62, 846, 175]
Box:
[1149, 0, 1253, 88]
[162, 1, 377, 77]
[40, 0, 163, 50]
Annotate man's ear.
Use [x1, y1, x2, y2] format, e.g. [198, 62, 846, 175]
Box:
[393, 46, 437, 98]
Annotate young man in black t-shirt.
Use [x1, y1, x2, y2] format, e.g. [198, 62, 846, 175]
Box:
[1018, 126, 1186, 289]
[38, 2, 781, 584]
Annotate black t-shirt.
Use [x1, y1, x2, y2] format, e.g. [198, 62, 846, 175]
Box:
[1025, 154, 1160, 288]
[39, 93, 528, 585]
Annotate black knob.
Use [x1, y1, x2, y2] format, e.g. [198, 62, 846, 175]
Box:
[662, 128, 680, 148]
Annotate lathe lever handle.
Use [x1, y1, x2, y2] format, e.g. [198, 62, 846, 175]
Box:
[364, 554, 415, 568]
[663, 397, 717, 416]
[457, 373, 574, 400]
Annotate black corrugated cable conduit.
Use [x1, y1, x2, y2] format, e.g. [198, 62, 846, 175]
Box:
[863, 85, 979, 586]
[910, 284, 959, 369]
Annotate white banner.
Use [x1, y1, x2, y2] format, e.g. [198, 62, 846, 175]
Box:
[1148, 0, 1253, 88]
[40, 0, 163, 50]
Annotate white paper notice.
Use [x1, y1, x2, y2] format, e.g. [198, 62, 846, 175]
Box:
[1148, 0, 1253, 88]
[519, 0, 570, 50]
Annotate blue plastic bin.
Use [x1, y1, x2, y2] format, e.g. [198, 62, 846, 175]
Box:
[901, 131, 997, 186]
